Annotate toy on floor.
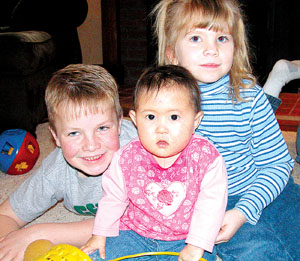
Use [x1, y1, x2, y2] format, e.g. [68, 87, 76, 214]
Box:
[0, 129, 39, 175]
[24, 240, 92, 261]
[24, 240, 207, 260]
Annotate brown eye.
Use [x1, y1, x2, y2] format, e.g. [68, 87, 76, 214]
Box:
[146, 114, 155, 120]
[170, 115, 179, 120]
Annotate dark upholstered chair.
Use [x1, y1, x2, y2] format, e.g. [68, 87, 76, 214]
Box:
[0, 0, 88, 135]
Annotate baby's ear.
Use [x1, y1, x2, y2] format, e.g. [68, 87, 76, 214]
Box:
[194, 111, 204, 131]
[129, 110, 137, 126]
[49, 126, 61, 147]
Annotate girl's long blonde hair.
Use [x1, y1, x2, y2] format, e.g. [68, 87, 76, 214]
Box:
[151, 0, 256, 101]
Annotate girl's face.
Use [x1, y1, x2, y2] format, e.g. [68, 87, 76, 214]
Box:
[129, 87, 203, 168]
[50, 102, 121, 177]
[168, 27, 234, 83]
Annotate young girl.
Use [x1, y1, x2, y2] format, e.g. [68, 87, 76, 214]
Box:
[82, 65, 228, 260]
[152, 0, 298, 260]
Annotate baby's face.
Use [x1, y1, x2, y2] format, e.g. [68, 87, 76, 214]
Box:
[50, 102, 121, 176]
[130, 87, 202, 168]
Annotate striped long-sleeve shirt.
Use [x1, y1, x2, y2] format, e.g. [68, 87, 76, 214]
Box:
[195, 74, 294, 224]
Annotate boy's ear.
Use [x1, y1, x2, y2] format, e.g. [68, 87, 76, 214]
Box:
[194, 111, 204, 131]
[129, 110, 137, 126]
[49, 126, 61, 147]
[118, 116, 123, 135]
[166, 46, 178, 65]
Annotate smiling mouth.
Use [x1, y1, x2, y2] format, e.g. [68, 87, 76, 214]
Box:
[83, 154, 104, 161]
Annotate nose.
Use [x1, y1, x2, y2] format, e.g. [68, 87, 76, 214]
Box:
[203, 40, 218, 56]
[156, 118, 168, 134]
[83, 134, 99, 151]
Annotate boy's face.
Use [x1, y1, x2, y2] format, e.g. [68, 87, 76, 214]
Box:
[168, 27, 234, 83]
[50, 102, 121, 177]
[129, 87, 202, 168]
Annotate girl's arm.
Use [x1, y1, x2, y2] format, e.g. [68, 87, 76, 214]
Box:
[235, 89, 294, 224]
[185, 155, 228, 253]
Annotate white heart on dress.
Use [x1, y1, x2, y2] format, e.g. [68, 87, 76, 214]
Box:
[145, 181, 186, 217]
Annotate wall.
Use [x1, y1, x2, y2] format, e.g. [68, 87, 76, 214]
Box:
[77, 0, 103, 64]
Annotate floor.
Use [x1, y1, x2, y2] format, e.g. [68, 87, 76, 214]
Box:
[120, 90, 300, 132]
[275, 93, 300, 132]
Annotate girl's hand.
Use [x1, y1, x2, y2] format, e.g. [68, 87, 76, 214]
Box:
[179, 244, 204, 261]
[215, 209, 246, 244]
[81, 235, 106, 259]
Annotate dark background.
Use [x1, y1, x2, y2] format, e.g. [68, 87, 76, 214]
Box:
[145, 0, 300, 93]
[240, 0, 300, 93]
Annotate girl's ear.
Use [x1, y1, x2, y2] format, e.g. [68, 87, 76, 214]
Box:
[129, 110, 137, 127]
[49, 126, 61, 147]
[194, 111, 204, 131]
[166, 46, 178, 65]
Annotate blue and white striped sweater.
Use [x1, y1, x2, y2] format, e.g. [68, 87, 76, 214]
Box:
[195, 74, 294, 224]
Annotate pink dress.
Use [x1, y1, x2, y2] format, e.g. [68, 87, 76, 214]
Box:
[93, 135, 227, 252]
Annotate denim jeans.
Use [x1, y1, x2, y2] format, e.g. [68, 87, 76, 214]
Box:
[89, 230, 213, 260]
[204, 176, 300, 261]
[265, 93, 282, 112]
[296, 123, 300, 164]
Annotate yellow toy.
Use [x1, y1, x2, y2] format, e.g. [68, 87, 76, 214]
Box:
[24, 239, 207, 261]
[24, 240, 92, 261]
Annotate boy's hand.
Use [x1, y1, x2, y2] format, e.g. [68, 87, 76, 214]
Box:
[0, 229, 35, 261]
[81, 235, 106, 259]
[179, 244, 204, 261]
[215, 209, 246, 244]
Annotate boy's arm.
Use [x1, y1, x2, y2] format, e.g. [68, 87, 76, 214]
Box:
[0, 199, 95, 261]
[185, 156, 228, 253]
[0, 198, 27, 238]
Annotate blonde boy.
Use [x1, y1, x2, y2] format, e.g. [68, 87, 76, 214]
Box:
[0, 64, 137, 260]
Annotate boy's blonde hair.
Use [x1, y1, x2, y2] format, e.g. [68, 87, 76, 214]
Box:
[151, 0, 256, 101]
[45, 64, 123, 132]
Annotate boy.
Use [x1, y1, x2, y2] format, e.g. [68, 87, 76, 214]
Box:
[0, 64, 137, 260]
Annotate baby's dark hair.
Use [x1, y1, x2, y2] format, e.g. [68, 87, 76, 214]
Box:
[133, 65, 201, 112]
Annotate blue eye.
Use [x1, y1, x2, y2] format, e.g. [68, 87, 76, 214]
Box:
[146, 114, 155, 120]
[218, 36, 228, 42]
[170, 114, 179, 121]
[68, 131, 79, 137]
[191, 36, 201, 42]
[98, 126, 109, 131]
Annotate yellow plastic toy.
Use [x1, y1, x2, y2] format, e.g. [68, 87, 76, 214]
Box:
[24, 240, 92, 261]
[24, 239, 207, 261]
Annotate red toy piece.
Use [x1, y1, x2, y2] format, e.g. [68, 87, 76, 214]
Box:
[0, 129, 40, 175]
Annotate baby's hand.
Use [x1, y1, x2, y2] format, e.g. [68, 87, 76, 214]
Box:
[81, 235, 106, 259]
[179, 244, 204, 261]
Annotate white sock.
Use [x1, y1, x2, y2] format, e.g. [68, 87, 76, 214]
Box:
[263, 59, 300, 98]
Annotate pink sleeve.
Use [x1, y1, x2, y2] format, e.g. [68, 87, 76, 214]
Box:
[186, 155, 228, 253]
[92, 150, 129, 236]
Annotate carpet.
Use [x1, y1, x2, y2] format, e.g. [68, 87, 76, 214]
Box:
[0, 122, 299, 225]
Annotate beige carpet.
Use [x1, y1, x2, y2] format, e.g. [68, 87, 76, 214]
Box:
[0, 122, 300, 225]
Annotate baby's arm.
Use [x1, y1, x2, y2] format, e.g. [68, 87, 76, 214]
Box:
[0, 199, 95, 261]
[186, 155, 228, 253]
[81, 235, 106, 259]
[179, 244, 204, 261]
